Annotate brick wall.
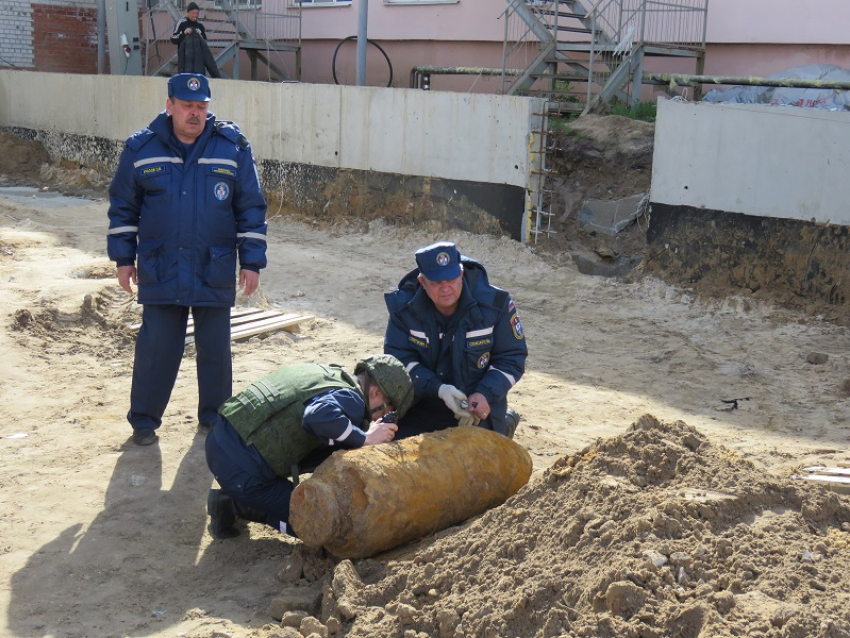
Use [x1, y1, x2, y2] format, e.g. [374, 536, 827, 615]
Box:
[0, 0, 35, 68]
[33, 2, 99, 73]
[0, 1, 100, 74]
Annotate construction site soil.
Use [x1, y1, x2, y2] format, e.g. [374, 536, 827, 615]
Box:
[1, 121, 850, 638]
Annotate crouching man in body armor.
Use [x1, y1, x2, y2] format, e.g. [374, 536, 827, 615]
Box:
[204, 354, 413, 539]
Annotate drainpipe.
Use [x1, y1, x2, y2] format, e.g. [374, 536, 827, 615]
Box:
[356, 0, 368, 86]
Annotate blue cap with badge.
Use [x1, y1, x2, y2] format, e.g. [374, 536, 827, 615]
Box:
[415, 241, 462, 282]
[168, 73, 211, 102]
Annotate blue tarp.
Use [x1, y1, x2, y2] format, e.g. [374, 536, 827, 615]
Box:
[703, 64, 850, 111]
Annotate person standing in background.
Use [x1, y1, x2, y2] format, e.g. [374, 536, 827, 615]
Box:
[171, 2, 221, 77]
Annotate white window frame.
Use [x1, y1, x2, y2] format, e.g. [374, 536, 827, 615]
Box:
[296, 0, 352, 5]
[383, 0, 458, 4]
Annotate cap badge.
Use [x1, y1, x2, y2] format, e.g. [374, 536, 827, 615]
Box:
[187, 77, 201, 92]
[436, 251, 450, 267]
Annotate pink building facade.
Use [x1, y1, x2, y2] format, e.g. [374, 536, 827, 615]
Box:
[294, 0, 850, 92]
[2, 0, 850, 90]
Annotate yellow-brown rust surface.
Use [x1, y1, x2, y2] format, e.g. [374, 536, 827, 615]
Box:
[289, 427, 532, 558]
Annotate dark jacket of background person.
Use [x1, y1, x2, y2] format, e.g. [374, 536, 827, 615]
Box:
[178, 31, 221, 77]
[171, 14, 221, 77]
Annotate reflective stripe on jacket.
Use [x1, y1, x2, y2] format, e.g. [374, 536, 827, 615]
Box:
[107, 111, 267, 307]
[383, 257, 527, 408]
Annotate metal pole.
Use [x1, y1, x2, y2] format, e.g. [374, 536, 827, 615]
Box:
[97, 0, 106, 74]
[356, 0, 368, 86]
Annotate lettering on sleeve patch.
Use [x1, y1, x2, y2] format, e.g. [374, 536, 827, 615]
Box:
[212, 167, 236, 177]
[140, 165, 165, 177]
[408, 335, 427, 348]
[510, 313, 524, 340]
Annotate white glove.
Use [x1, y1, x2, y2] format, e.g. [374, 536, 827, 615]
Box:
[457, 413, 480, 427]
[438, 384, 468, 417]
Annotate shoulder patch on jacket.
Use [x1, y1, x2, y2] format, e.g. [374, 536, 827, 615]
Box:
[125, 129, 156, 152]
[510, 311, 524, 340]
[214, 120, 250, 150]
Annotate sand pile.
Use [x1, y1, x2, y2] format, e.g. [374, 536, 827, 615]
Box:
[316, 415, 850, 638]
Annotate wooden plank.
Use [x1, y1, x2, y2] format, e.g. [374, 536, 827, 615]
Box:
[130, 306, 266, 332]
[802, 466, 850, 476]
[185, 309, 283, 337]
[186, 307, 266, 330]
[184, 313, 313, 345]
[231, 315, 313, 341]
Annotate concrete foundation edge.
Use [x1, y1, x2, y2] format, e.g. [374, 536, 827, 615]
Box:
[645, 202, 850, 307]
[2, 126, 525, 241]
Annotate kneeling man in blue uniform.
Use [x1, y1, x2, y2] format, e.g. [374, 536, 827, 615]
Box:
[107, 73, 268, 446]
[384, 241, 527, 439]
[204, 354, 413, 538]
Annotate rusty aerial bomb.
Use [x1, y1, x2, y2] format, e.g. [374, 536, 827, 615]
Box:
[289, 426, 533, 558]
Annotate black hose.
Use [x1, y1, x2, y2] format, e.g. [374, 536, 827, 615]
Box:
[332, 35, 393, 88]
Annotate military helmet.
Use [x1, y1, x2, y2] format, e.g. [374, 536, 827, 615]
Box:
[355, 354, 414, 418]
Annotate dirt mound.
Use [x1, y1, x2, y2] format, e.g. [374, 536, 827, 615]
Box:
[0, 132, 51, 181]
[10, 287, 138, 360]
[0, 131, 110, 196]
[552, 114, 655, 170]
[535, 115, 653, 271]
[316, 415, 850, 637]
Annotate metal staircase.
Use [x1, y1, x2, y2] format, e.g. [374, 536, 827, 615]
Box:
[143, 0, 301, 81]
[501, 0, 708, 113]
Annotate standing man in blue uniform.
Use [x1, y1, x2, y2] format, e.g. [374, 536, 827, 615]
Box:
[384, 241, 527, 439]
[108, 73, 268, 446]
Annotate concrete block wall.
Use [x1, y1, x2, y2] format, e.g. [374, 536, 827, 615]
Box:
[0, 0, 98, 73]
[0, 71, 544, 241]
[647, 98, 850, 311]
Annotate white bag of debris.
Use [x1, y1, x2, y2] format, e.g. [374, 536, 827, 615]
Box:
[703, 63, 850, 111]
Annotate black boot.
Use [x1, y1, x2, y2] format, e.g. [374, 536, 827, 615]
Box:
[504, 409, 521, 440]
[234, 501, 268, 525]
[207, 489, 239, 539]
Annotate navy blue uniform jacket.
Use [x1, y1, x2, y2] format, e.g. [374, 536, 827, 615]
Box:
[107, 111, 267, 307]
[383, 257, 527, 415]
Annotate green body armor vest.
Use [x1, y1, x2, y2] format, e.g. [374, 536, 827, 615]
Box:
[218, 363, 367, 477]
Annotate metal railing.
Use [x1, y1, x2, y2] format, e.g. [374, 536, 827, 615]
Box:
[500, 0, 551, 94]
[502, 0, 708, 100]
[585, 0, 707, 105]
[143, 0, 300, 76]
[589, 0, 708, 50]
[240, 11, 300, 43]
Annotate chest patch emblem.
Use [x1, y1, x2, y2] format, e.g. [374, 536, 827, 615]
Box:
[477, 352, 490, 369]
[214, 181, 230, 201]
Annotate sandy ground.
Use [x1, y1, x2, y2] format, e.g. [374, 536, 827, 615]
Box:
[2, 156, 850, 636]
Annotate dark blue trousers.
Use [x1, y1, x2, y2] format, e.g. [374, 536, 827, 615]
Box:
[128, 304, 232, 431]
[205, 416, 294, 534]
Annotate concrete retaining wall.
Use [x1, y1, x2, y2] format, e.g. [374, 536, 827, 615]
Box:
[0, 71, 544, 241]
[647, 98, 850, 310]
